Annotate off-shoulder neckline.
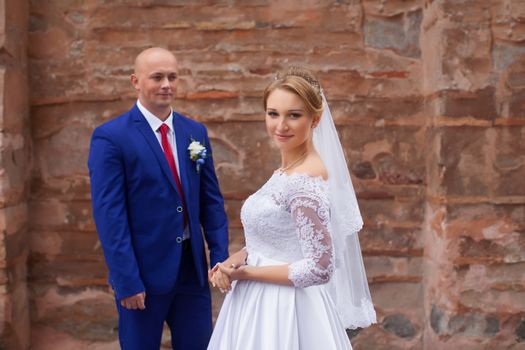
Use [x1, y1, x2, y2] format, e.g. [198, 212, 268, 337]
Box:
[273, 169, 329, 183]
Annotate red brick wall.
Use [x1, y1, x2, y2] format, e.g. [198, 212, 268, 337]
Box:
[0, 0, 31, 349]
[0, 0, 520, 349]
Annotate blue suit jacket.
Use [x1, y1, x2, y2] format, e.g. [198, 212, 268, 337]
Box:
[88, 105, 229, 300]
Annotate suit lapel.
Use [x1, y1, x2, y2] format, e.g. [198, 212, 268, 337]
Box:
[131, 105, 179, 193]
[173, 113, 192, 208]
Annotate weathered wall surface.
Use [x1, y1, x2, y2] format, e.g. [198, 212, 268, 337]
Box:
[0, 0, 522, 349]
[421, 1, 525, 349]
[0, 0, 31, 349]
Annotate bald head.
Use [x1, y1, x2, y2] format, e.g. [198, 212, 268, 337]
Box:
[134, 47, 177, 75]
[131, 47, 179, 120]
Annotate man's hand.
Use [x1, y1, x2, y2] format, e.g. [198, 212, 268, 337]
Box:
[209, 264, 232, 293]
[120, 292, 146, 310]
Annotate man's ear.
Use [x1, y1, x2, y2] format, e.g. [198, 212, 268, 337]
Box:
[130, 74, 139, 91]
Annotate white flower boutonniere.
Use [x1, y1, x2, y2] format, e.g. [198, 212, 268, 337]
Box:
[188, 138, 208, 173]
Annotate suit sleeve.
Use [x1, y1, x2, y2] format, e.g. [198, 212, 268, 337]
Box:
[198, 124, 229, 267]
[88, 127, 145, 300]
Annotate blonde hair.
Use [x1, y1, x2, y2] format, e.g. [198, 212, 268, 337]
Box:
[263, 67, 323, 116]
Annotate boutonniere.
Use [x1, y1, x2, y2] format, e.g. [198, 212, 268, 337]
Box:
[188, 138, 208, 173]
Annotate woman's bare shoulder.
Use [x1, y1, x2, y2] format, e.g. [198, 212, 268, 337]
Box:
[290, 154, 328, 180]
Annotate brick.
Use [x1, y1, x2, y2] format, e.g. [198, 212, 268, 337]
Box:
[363, 0, 423, 17]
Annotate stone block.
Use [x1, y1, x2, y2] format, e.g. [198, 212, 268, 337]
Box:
[0, 67, 29, 133]
[429, 304, 504, 338]
[29, 199, 95, 232]
[492, 127, 525, 197]
[369, 281, 423, 313]
[9, 278, 30, 349]
[318, 69, 419, 100]
[31, 325, 119, 350]
[438, 88, 498, 120]
[0, 142, 31, 208]
[30, 230, 101, 261]
[364, 10, 422, 58]
[0, 203, 28, 236]
[329, 96, 425, 124]
[448, 202, 525, 231]
[204, 121, 279, 197]
[29, 258, 108, 288]
[507, 89, 525, 120]
[33, 122, 93, 179]
[364, 256, 423, 283]
[340, 125, 426, 191]
[505, 57, 525, 90]
[352, 326, 422, 350]
[0, 0, 28, 58]
[431, 127, 491, 197]
[493, 42, 525, 71]
[224, 199, 243, 228]
[360, 226, 423, 257]
[31, 287, 117, 342]
[517, 318, 525, 343]
[30, 175, 92, 202]
[359, 198, 425, 228]
[382, 314, 417, 339]
[227, 228, 245, 254]
[31, 100, 132, 139]
[28, 26, 72, 60]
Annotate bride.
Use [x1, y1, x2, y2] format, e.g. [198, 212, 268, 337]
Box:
[207, 67, 376, 349]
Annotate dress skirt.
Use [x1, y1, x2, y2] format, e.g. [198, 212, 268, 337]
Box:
[207, 252, 353, 350]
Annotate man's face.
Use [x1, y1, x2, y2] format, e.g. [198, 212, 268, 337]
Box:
[131, 50, 179, 114]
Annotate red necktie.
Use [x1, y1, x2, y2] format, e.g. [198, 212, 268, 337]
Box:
[159, 124, 187, 226]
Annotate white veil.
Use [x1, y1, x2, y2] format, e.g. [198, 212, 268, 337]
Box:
[313, 92, 377, 329]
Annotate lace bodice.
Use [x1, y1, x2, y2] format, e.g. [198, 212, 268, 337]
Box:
[241, 172, 334, 288]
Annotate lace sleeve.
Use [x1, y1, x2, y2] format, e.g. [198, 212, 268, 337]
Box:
[287, 178, 334, 288]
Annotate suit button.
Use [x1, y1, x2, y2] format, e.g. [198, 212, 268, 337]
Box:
[176, 237, 183, 243]
[176, 206, 183, 213]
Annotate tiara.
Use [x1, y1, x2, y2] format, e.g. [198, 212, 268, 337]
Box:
[274, 67, 322, 95]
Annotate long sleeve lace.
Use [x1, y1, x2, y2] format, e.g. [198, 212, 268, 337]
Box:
[287, 181, 334, 288]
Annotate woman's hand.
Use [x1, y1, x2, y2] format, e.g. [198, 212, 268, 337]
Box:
[218, 263, 250, 281]
[221, 248, 248, 270]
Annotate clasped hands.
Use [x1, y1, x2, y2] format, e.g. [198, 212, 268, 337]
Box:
[120, 249, 248, 310]
[208, 248, 249, 293]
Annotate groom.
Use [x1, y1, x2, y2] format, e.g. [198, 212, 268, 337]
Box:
[88, 47, 229, 349]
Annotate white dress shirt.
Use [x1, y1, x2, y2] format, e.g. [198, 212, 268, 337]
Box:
[137, 100, 189, 238]
[137, 100, 181, 177]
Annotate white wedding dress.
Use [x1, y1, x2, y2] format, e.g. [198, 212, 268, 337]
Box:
[208, 171, 353, 350]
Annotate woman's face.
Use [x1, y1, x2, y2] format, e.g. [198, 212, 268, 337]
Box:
[265, 88, 316, 152]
